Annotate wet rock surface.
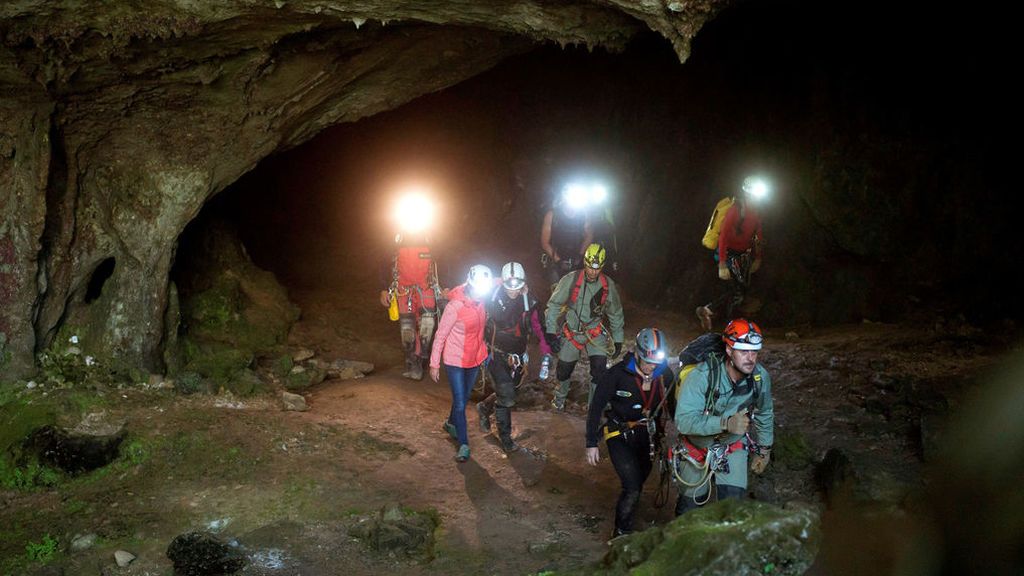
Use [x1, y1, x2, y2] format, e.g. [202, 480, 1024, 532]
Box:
[166, 531, 246, 576]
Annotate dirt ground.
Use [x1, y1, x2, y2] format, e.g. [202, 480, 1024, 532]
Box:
[1, 285, 1013, 576]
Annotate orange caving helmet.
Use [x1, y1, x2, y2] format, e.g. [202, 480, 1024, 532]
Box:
[723, 318, 764, 351]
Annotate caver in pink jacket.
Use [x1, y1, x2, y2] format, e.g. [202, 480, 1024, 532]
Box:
[430, 284, 488, 369]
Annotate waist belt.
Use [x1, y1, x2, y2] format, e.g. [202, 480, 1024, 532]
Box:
[563, 323, 605, 351]
[679, 435, 745, 465]
[602, 419, 648, 442]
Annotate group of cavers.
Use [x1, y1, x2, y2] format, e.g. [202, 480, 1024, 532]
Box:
[379, 177, 774, 539]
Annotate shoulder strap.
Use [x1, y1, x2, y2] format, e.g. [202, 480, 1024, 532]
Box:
[703, 354, 723, 414]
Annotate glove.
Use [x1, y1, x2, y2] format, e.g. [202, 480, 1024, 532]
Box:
[718, 265, 731, 281]
[722, 410, 750, 435]
[750, 258, 762, 275]
[379, 290, 391, 307]
[611, 342, 622, 359]
[750, 447, 771, 474]
[545, 332, 562, 354]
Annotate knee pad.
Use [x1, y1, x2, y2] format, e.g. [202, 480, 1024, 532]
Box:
[556, 360, 577, 382]
[418, 313, 436, 339]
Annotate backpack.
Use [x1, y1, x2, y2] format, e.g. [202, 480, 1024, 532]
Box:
[673, 332, 727, 414]
[701, 197, 735, 250]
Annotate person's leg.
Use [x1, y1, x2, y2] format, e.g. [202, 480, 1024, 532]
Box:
[715, 483, 746, 502]
[607, 434, 644, 535]
[414, 311, 436, 380]
[552, 340, 581, 409]
[477, 360, 503, 432]
[445, 365, 471, 446]
[399, 313, 418, 378]
[493, 360, 519, 452]
[674, 489, 711, 516]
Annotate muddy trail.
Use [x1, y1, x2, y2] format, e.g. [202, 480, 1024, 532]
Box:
[1, 287, 1014, 575]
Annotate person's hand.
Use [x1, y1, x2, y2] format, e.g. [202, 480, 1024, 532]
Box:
[430, 366, 440, 382]
[586, 447, 600, 466]
[545, 332, 562, 354]
[718, 265, 731, 281]
[723, 409, 750, 435]
[379, 290, 391, 307]
[750, 258, 762, 275]
[611, 342, 623, 359]
[750, 447, 771, 474]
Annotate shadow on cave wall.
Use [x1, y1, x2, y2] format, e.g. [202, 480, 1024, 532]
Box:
[188, 0, 1013, 333]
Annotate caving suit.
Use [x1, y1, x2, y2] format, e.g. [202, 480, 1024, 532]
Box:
[479, 285, 552, 449]
[545, 270, 624, 408]
[385, 239, 441, 379]
[673, 359, 774, 514]
[586, 353, 674, 535]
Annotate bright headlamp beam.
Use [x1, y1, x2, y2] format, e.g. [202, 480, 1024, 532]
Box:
[395, 191, 435, 233]
[744, 177, 770, 200]
[563, 183, 588, 209]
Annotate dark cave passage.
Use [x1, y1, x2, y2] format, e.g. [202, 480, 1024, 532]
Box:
[179, 0, 1013, 333]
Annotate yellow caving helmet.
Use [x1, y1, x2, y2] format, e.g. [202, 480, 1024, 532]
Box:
[583, 243, 606, 269]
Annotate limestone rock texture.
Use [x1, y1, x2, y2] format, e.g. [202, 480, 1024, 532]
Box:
[0, 1, 730, 377]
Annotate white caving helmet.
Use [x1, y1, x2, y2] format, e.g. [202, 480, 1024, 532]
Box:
[501, 261, 526, 291]
[467, 264, 494, 299]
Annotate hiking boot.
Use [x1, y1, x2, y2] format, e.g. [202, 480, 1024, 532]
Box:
[551, 398, 565, 412]
[494, 406, 517, 453]
[442, 420, 458, 441]
[499, 436, 519, 454]
[455, 444, 471, 462]
[476, 401, 493, 433]
[695, 306, 713, 332]
[607, 528, 632, 545]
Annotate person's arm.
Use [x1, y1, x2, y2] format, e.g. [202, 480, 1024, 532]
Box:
[753, 214, 764, 263]
[585, 370, 617, 448]
[544, 274, 572, 334]
[530, 307, 553, 356]
[752, 368, 774, 446]
[605, 278, 625, 344]
[540, 210, 558, 260]
[430, 301, 461, 369]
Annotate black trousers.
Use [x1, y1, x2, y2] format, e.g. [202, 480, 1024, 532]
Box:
[606, 427, 654, 534]
[484, 354, 521, 408]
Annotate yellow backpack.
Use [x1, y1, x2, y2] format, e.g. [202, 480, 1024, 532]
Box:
[701, 197, 734, 250]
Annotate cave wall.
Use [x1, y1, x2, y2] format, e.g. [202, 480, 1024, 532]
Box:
[0, 1, 729, 377]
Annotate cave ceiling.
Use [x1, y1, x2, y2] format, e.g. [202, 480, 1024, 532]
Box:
[0, 1, 729, 376]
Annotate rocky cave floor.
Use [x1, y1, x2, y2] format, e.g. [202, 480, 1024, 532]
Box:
[0, 286, 1013, 576]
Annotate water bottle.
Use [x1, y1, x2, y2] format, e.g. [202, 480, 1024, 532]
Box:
[539, 354, 551, 380]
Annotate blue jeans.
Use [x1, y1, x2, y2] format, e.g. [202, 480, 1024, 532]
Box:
[445, 364, 481, 445]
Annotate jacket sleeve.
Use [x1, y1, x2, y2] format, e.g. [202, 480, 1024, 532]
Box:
[674, 364, 727, 437]
[544, 274, 572, 333]
[605, 278, 625, 343]
[430, 300, 462, 369]
[530, 307, 553, 355]
[586, 370, 617, 448]
[752, 367, 774, 446]
[718, 204, 738, 263]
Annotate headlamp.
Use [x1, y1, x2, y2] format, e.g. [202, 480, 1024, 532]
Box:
[394, 191, 435, 233]
[563, 183, 588, 210]
[742, 177, 770, 201]
[469, 278, 491, 299]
